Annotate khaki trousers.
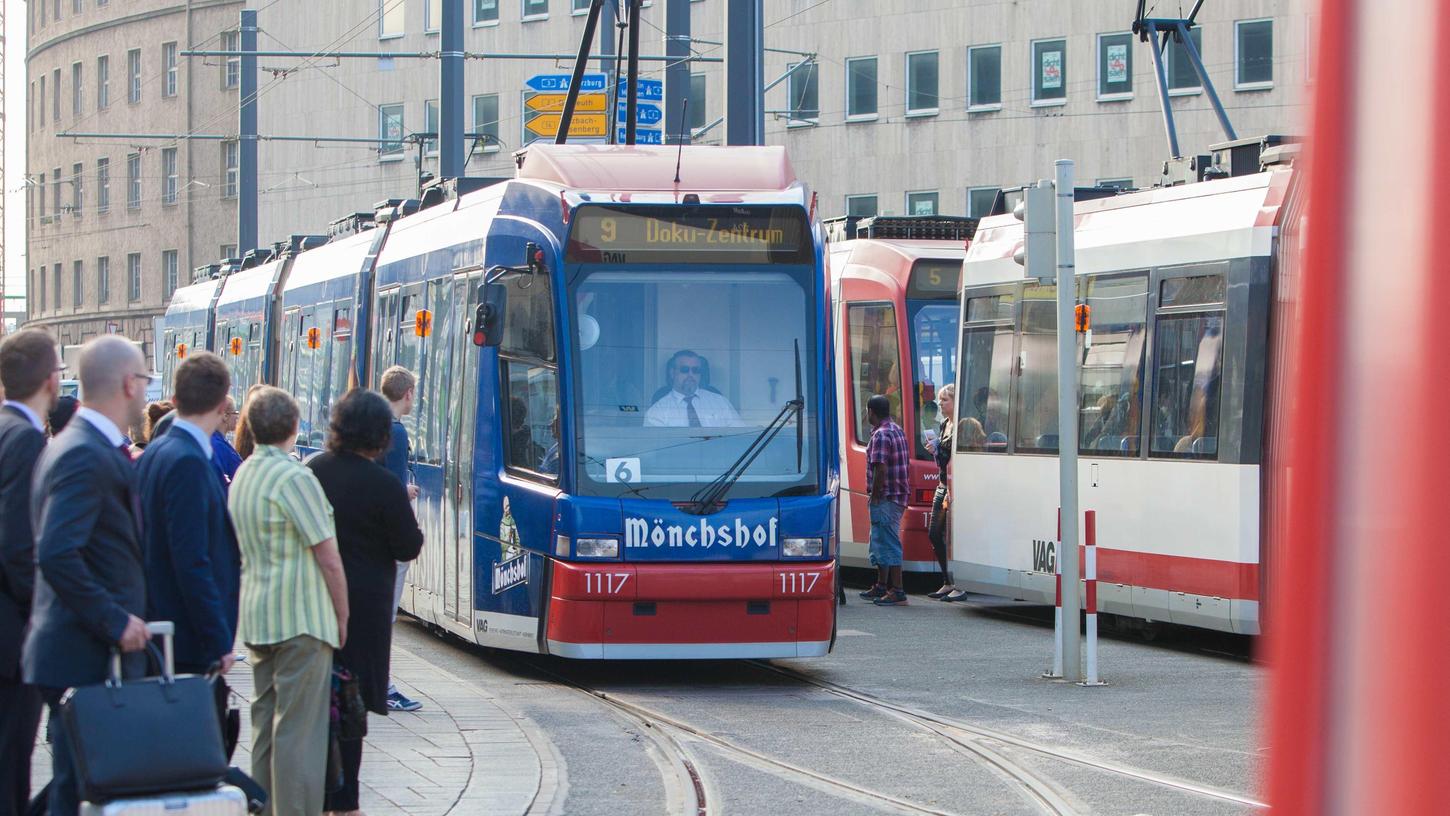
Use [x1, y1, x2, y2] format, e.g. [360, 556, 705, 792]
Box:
[248, 635, 333, 816]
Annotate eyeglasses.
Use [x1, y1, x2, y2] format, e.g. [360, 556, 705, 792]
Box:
[130, 373, 155, 384]
[676, 365, 702, 374]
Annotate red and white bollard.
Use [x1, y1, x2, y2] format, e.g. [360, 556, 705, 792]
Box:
[1082, 510, 1106, 686]
[1044, 508, 1064, 679]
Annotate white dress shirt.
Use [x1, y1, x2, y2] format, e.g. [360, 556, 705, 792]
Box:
[168, 416, 214, 459]
[77, 407, 127, 448]
[2, 400, 46, 433]
[644, 389, 744, 428]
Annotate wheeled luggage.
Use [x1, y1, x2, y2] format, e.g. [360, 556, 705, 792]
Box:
[65, 622, 229, 807]
[77, 784, 248, 815]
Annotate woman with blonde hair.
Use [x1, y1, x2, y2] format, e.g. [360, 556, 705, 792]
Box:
[926, 385, 958, 599]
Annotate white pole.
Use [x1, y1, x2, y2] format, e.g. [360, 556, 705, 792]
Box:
[1082, 510, 1106, 685]
[1044, 508, 1064, 679]
[1054, 160, 1082, 683]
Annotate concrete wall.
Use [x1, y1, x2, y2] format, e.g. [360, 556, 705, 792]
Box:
[25, 0, 243, 358]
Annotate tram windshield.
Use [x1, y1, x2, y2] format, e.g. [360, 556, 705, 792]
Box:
[905, 260, 961, 459]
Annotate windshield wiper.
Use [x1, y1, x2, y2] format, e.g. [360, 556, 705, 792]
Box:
[685, 340, 806, 515]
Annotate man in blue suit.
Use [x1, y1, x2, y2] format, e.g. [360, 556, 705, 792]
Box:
[0, 329, 62, 814]
[24, 336, 152, 816]
[138, 352, 240, 680]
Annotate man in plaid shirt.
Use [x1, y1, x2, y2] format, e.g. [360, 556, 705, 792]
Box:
[861, 394, 911, 606]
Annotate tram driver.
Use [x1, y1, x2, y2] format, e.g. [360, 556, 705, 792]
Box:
[644, 349, 744, 428]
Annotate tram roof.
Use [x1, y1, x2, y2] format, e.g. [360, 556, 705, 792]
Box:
[830, 240, 966, 284]
[215, 257, 283, 311]
[165, 277, 221, 319]
[516, 144, 803, 196]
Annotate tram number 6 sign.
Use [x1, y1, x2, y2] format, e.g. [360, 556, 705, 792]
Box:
[780, 571, 821, 594]
[584, 572, 630, 595]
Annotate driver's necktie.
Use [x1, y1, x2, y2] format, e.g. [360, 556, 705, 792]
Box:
[684, 395, 702, 428]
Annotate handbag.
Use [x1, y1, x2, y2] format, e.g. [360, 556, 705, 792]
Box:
[59, 622, 228, 802]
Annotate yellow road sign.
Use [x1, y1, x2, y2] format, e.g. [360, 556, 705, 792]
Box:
[525, 113, 609, 137]
[526, 93, 607, 113]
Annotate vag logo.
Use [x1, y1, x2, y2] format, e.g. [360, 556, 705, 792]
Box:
[1031, 539, 1057, 574]
[492, 553, 528, 594]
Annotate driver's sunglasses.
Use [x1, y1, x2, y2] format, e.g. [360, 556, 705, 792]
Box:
[676, 365, 703, 374]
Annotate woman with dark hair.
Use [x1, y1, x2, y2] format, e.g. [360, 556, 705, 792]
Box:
[305, 389, 423, 816]
[234, 384, 267, 460]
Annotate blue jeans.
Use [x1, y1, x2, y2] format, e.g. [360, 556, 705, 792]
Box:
[868, 501, 906, 568]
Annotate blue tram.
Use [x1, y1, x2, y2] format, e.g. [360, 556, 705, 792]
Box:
[160, 145, 838, 659]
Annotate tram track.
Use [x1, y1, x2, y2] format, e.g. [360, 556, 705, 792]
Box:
[749, 660, 1267, 811]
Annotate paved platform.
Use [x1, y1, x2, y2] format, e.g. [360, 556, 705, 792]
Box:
[30, 636, 557, 815]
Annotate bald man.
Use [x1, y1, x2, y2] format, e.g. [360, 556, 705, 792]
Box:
[24, 336, 151, 816]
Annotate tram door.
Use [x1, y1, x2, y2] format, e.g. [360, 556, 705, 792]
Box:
[280, 308, 302, 396]
[444, 271, 483, 626]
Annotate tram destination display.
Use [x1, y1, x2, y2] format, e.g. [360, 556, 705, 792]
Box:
[567, 206, 810, 264]
[906, 259, 962, 299]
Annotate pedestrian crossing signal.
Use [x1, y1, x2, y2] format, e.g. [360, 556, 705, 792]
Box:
[415, 309, 433, 338]
[230, 337, 243, 355]
[307, 327, 321, 349]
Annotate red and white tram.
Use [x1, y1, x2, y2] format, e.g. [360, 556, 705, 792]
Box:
[950, 144, 1299, 634]
[826, 217, 977, 573]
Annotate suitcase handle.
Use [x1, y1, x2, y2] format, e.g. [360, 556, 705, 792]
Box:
[107, 621, 177, 687]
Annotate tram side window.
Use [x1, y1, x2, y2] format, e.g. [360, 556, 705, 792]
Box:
[503, 360, 559, 477]
[330, 304, 353, 412]
[956, 298, 1014, 453]
[1015, 284, 1059, 453]
[295, 312, 319, 446]
[1078, 274, 1148, 455]
[847, 303, 901, 445]
[418, 280, 454, 466]
[910, 303, 959, 459]
[1150, 312, 1224, 458]
[396, 291, 423, 449]
[500, 271, 555, 362]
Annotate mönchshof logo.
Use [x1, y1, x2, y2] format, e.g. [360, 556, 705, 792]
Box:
[624, 516, 778, 550]
[492, 553, 528, 594]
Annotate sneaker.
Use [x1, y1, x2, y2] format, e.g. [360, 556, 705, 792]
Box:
[858, 584, 887, 600]
[873, 589, 909, 606]
[386, 690, 423, 712]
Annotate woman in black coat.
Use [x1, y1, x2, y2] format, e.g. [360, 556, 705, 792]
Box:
[306, 389, 424, 816]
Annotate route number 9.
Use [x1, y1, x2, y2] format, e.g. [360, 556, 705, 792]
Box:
[780, 571, 821, 594]
[600, 217, 617, 243]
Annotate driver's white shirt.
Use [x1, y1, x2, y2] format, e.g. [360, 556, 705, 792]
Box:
[644, 389, 744, 427]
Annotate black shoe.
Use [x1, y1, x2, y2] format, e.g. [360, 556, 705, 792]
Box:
[943, 589, 969, 602]
[873, 589, 909, 606]
[927, 585, 956, 599]
[858, 583, 887, 600]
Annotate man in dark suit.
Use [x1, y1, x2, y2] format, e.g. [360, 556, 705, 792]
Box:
[0, 329, 62, 814]
[24, 335, 152, 816]
[138, 353, 240, 740]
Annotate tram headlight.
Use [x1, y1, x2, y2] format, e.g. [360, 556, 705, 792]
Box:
[783, 537, 824, 558]
[575, 537, 620, 559]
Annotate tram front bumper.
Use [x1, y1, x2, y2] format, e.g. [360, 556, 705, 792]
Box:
[545, 560, 837, 659]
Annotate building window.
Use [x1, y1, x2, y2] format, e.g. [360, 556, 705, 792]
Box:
[572, 0, 589, 13]
[846, 195, 877, 217]
[220, 244, 238, 261]
[73, 0, 82, 12]
[73, 261, 84, 309]
[906, 51, 939, 115]
[381, 0, 406, 37]
[1236, 19, 1273, 89]
[379, 104, 405, 159]
[126, 152, 141, 209]
[223, 31, 240, 88]
[845, 56, 877, 119]
[54, 265, 62, 313]
[907, 191, 939, 216]
[1097, 32, 1133, 99]
[37, 269, 44, 314]
[967, 187, 999, 218]
[161, 148, 178, 205]
[53, 167, 62, 216]
[97, 158, 110, 212]
[127, 49, 141, 103]
[97, 256, 110, 305]
[786, 61, 819, 124]
[38, 75, 45, 129]
[72, 62, 84, 115]
[97, 55, 110, 109]
[522, 0, 548, 20]
[163, 250, 179, 298]
[688, 74, 706, 130]
[471, 94, 499, 151]
[223, 141, 239, 198]
[1032, 38, 1067, 105]
[37, 173, 45, 222]
[967, 45, 1002, 110]
[1096, 177, 1134, 190]
[52, 68, 61, 121]
[424, 100, 440, 156]
[425, 0, 442, 32]
[127, 253, 142, 302]
[72, 163, 83, 215]
[1166, 27, 1203, 93]
[474, 0, 498, 25]
[163, 42, 178, 97]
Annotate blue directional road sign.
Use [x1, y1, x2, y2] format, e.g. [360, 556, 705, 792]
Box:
[617, 78, 664, 101]
[634, 129, 663, 145]
[616, 102, 664, 126]
[527, 72, 607, 93]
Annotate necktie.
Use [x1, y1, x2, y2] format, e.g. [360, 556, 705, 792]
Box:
[684, 395, 702, 428]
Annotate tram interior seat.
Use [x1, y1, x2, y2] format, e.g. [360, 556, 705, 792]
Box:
[986, 431, 1008, 451]
[1035, 433, 1059, 449]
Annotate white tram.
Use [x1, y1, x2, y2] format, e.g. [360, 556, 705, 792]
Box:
[949, 147, 1299, 635]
